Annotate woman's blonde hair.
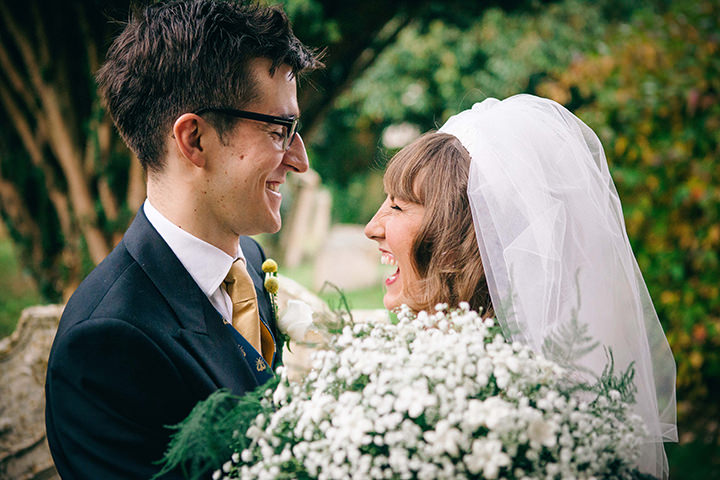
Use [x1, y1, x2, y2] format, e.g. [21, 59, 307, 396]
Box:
[383, 132, 493, 316]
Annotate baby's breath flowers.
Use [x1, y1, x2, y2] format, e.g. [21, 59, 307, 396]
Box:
[213, 304, 648, 480]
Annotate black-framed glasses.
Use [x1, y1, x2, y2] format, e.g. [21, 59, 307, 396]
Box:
[194, 107, 299, 151]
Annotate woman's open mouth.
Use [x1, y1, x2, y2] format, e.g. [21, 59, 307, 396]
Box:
[381, 252, 399, 286]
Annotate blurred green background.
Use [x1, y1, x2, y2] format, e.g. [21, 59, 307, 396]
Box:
[1, 0, 718, 476]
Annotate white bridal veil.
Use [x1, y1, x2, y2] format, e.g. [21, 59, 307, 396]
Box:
[439, 95, 677, 478]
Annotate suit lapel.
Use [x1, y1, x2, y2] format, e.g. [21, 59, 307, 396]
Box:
[239, 236, 280, 366]
[174, 301, 260, 393]
[123, 209, 259, 394]
[245, 255, 274, 328]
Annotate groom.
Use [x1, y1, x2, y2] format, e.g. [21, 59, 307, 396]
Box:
[44, 1, 321, 478]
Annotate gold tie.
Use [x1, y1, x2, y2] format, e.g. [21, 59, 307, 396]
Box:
[223, 259, 275, 365]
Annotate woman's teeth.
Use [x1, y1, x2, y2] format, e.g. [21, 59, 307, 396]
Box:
[267, 183, 280, 192]
[381, 252, 397, 266]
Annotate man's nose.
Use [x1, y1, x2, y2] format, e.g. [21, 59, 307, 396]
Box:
[283, 133, 309, 173]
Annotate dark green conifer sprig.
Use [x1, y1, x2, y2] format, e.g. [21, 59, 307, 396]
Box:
[542, 314, 601, 375]
[153, 377, 280, 480]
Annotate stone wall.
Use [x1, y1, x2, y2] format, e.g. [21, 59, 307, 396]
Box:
[0, 305, 62, 480]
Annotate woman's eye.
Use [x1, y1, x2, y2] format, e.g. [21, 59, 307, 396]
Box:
[390, 204, 402, 211]
[270, 131, 284, 140]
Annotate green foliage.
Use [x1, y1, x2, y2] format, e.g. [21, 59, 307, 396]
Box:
[593, 349, 637, 406]
[344, 0, 608, 123]
[542, 316, 601, 375]
[271, 0, 342, 44]
[154, 379, 280, 480]
[326, 171, 386, 224]
[665, 440, 720, 479]
[310, 0, 619, 221]
[0, 236, 43, 338]
[538, 0, 720, 437]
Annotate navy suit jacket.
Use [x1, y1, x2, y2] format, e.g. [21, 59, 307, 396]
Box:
[45, 208, 280, 479]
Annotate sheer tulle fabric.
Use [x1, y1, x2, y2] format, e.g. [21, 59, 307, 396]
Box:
[439, 95, 677, 478]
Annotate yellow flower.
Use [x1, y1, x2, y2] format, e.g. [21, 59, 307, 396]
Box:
[264, 276, 279, 294]
[262, 259, 278, 273]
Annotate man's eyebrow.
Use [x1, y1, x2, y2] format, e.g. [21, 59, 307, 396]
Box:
[270, 110, 299, 120]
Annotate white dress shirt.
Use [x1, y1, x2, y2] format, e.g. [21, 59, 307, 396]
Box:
[143, 199, 245, 323]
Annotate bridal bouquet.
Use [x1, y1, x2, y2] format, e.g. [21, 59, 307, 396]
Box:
[159, 304, 651, 480]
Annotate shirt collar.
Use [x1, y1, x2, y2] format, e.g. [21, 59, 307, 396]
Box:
[143, 199, 245, 296]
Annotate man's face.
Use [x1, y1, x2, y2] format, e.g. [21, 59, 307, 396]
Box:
[202, 58, 309, 239]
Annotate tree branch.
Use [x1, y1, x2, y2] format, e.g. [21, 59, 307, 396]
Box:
[30, 2, 50, 71]
[0, 3, 44, 100]
[0, 80, 43, 164]
[1, 1, 110, 264]
[76, 3, 101, 74]
[32, 2, 81, 160]
[0, 39, 38, 118]
[302, 13, 412, 142]
[0, 175, 43, 270]
[127, 150, 146, 213]
[0, 79, 75, 242]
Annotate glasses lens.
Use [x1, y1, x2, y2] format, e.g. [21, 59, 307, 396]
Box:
[283, 118, 300, 151]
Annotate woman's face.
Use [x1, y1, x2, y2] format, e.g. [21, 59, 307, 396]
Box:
[364, 194, 426, 311]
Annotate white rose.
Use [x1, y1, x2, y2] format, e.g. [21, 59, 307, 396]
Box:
[278, 299, 314, 341]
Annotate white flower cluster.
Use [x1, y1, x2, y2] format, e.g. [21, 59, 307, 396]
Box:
[216, 304, 647, 480]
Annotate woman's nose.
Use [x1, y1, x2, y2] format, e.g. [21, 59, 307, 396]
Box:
[364, 209, 385, 241]
[282, 133, 309, 173]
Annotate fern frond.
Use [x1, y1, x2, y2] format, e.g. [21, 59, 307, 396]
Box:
[541, 314, 600, 374]
[154, 376, 280, 480]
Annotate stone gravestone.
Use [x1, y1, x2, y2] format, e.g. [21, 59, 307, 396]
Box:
[0, 305, 62, 480]
[280, 169, 332, 269]
[313, 224, 382, 292]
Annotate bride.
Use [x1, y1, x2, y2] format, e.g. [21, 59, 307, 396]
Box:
[364, 94, 677, 478]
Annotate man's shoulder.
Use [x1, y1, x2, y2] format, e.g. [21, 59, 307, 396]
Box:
[58, 236, 172, 337]
[63, 241, 136, 318]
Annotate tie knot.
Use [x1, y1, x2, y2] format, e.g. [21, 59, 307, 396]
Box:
[224, 259, 246, 285]
[224, 259, 255, 303]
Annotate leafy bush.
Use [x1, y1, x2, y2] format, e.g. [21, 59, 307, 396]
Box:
[538, 0, 720, 437]
[312, 0, 615, 222]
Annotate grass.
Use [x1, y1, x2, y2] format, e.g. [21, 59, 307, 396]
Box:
[0, 236, 44, 338]
[319, 283, 386, 311]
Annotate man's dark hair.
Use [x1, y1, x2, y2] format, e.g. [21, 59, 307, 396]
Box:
[96, 0, 322, 172]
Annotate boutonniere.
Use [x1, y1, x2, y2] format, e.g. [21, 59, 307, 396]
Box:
[261, 258, 279, 318]
[262, 258, 290, 352]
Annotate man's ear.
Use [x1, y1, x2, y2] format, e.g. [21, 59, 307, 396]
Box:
[173, 113, 210, 168]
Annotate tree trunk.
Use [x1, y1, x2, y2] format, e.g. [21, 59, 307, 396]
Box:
[0, 0, 535, 299]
